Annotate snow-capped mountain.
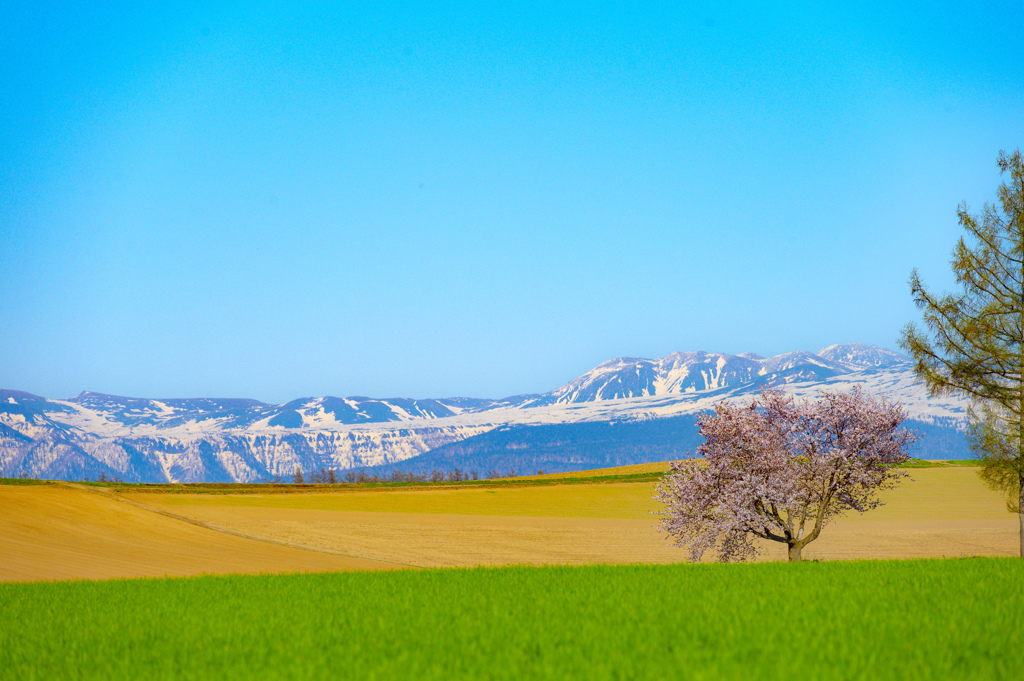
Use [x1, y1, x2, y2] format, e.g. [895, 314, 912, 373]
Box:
[817, 343, 910, 368]
[544, 347, 871, 404]
[0, 344, 970, 482]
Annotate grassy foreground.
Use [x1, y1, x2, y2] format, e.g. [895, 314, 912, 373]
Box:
[2, 559, 1021, 680]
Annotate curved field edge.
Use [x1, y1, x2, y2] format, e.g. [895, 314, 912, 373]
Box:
[1, 558, 1020, 681]
[0, 458, 980, 494]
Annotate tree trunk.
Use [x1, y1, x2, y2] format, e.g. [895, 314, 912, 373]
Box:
[788, 543, 802, 562]
[1018, 415, 1023, 556]
[1018, 263, 1023, 557]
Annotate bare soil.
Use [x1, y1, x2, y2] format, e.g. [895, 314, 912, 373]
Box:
[3, 467, 1016, 581]
[0, 484, 405, 582]
[127, 467, 1018, 567]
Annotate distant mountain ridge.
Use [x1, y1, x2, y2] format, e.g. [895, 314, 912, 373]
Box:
[11, 343, 912, 430]
[543, 343, 904, 405]
[0, 343, 969, 482]
[817, 343, 909, 368]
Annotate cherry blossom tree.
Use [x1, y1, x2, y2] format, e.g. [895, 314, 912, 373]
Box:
[656, 387, 916, 562]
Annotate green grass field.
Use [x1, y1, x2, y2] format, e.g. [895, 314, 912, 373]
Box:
[2, 558, 1020, 680]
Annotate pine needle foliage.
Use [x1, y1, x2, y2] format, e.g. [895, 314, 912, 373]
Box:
[900, 148, 1024, 554]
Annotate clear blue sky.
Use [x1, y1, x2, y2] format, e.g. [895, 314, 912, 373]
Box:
[3, 1, 1022, 403]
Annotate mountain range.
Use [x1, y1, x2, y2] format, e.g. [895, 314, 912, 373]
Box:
[0, 343, 970, 482]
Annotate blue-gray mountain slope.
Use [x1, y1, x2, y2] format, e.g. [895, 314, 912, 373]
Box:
[0, 344, 970, 482]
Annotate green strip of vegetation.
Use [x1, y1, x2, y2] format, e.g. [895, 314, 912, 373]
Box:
[34, 471, 670, 494]
[1, 559, 1019, 681]
[0, 459, 977, 491]
[900, 458, 981, 468]
[0, 477, 52, 486]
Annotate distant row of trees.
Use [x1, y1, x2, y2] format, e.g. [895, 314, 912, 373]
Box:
[270, 466, 519, 485]
[83, 472, 124, 483]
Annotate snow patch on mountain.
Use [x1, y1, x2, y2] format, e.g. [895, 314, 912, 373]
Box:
[0, 344, 967, 482]
[817, 343, 909, 368]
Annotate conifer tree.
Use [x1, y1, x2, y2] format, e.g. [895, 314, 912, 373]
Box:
[900, 149, 1024, 556]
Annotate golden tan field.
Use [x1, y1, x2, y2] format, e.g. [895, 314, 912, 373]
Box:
[0, 484, 403, 582]
[2, 465, 1017, 582]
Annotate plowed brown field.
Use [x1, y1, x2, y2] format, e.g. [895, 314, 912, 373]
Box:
[126, 466, 1017, 567]
[3, 466, 1016, 582]
[0, 484, 405, 582]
